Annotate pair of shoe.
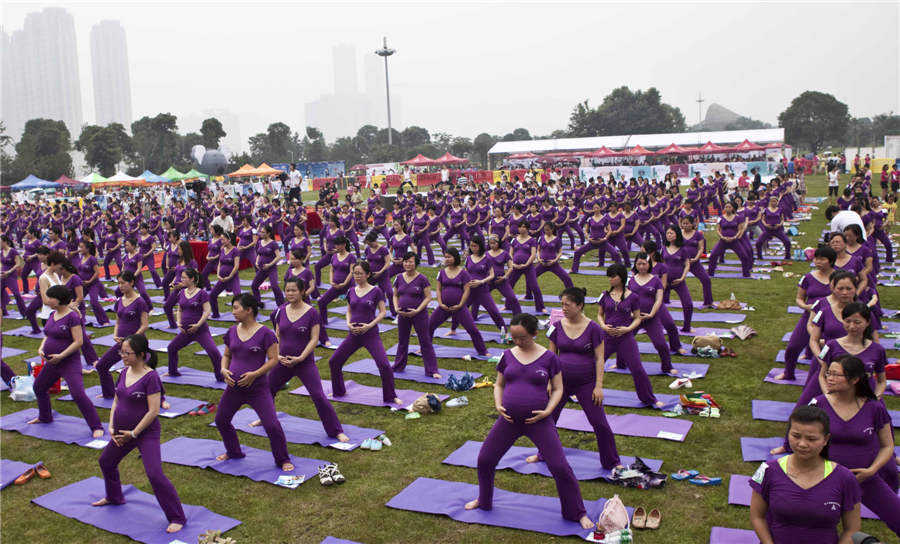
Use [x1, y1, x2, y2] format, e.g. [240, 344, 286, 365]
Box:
[189, 403, 217, 416]
[317, 463, 346, 486]
[15, 464, 50, 485]
[361, 438, 383, 451]
[669, 378, 692, 390]
[472, 378, 493, 389]
[632, 506, 661, 529]
[699, 407, 720, 418]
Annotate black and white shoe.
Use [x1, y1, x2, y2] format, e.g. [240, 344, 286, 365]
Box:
[327, 463, 345, 484]
[318, 465, 334, 486]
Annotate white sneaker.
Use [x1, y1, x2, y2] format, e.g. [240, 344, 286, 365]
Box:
[669, 378, 692, 390]
[447, 396, 468, 407]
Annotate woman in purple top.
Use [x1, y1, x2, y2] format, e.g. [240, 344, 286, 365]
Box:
[201, 225, 225, 292]
[486, 235, 522, 316]
[392, 252, 439, 378]
[314, 215, 344, 288]
[94, 271, 150, 399]
[410, 202, 436, 266]
[235, 216, 259, 272]
[448, 236, 506, 336]
[22, 247, 51, 334]
[755, 196, 793, 260]
[428, 248, 490, 356]
[678, 217, 714, 307]
[777, 246, 837, 381]
[535, 223, 574, 290]
[559, 197, 584, 250]
[0, 236, 27, 316]
[28, 284, 104, 437]
[114, 238, 154, 308]
[76, 241, 111, 326]
[597, 264, 662, 407]
[661, 226, 695, 332]
[603, 202, 631, 268]
[159, 230, 182, 300]
[93, 334, 186, 534]
[707, 201, 752, 277]
[465, 314, 594, 530]
[507, 221, 546, 313]
[488, 207, 511, 251]
[637, 196, 662, 248]
[338, 203, 361, 258]
[252, 279, 348, 442]
[209, 233, 242, 319]
[162, 241, 197, 329]
[828, 233, 868, 295]
[842, 225, 875, 288]
[443, 199, 469, 250]
[101, 223, 123, 281]
[627, 253, 677, 375]
[570, 203, 621, 273]
[137, 223, 163, 289]
[214, 294, 293, 470]
[316, 236, 356, 324]
[250, 225, 285, 308]
[284, 249, 317, 304]
[370, 201, 390, 245]
[329, 262, 402, 405]
[387, 220, 413, 278]
[165, 268, 223, 381]
[19, 228, 42, 294]
[365, 232, 396, 318]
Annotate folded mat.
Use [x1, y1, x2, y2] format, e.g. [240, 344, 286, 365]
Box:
[606, 361, 708, 378]
[385, 344, 504, 361]
[728, 474, 890, 520]
[442, 441, 663, 481]
[710, 527, 760, 544]
[59, 385, 206, 417]
[210, 408, 382, 451]
[32, 476, 241, 544]
[557, 408, 692, 441]
[751, 399, 900, 427]
[667, 311, 746, 323]
[343, 358, 482, 385]
[0, 347, 28, 358]
[1, 459, 39, 490]
[146, 321, 229, 336]
[0, 408, 110, 448]
[386, 476, 629, 537]
[160, 437, 328, 484]
[291, 380, 449, 409]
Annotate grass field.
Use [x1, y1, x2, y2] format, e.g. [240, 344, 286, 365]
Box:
[1, 174, 898, 544]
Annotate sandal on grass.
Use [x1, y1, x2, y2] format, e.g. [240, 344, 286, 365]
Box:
[671, 469, 698, 480]
[646, 508, 661, 529]
[688, 475, 722, 486]
[317, 465, 334, 486]
[326, 463, 345, 484]
[631, 506, 647, 529]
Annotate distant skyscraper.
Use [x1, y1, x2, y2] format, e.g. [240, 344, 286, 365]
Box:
[333, 44, 358, 96]
[5, 8, 83, 138]
[1, 28, 21, 139]
[90, 20, 133, 128]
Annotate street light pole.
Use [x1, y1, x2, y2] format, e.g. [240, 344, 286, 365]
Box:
[696, 92, 705, 129]
[375, 37, 396, 146]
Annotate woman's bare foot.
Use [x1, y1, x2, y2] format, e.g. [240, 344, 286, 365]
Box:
[166, 523, 183, 533]
[92, 498, 110, 507]
[323, 341, 332, 348]
[336, 433, 350, 443]
[769, 446, 786, 455]
[677, 348, 687, 355]
[443, 329, 458, 337]
[654, 401, 665, 409]
[216, 453, 230, 461]
[432, 373, 442, 379]
[26, 417, 43, 425]
[393, 398, 405, 405]
[894, 455, 900, 467]
[162, 372, 170, 377]
[773, 373, 786, 380]
[579, 516, 595, 530]
[248, 419, 263, 427]
[161, 401, 171, 410]
[668, 369, 680, 376]
[93, 429, 105, 439]
[525, 454, 541, 464]
[282, 462, 294, 472]
[82, 368, 93, 375]
[798, 354, 810, 361]
[464, 499, 480, 511]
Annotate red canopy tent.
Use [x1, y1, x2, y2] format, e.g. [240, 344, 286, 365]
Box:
[433, 152, 469, 166]
[655, 143, 691, 155]
[589, 146, 620, 158]
[55, 175, 87, 187]
[621, 145, 655, 156]
[400, 154, 436, 166]
[729, 139, 765, 153]
[693, 141, 728, 155]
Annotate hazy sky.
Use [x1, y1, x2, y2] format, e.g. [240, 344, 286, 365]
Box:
[4, 1, 899, 146]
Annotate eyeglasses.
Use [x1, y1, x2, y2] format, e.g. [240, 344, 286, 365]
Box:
[825, 372, 845, 378]
[119, 350, 135, 357]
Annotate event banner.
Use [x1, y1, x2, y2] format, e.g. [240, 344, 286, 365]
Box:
[747, 161, 772, 176]
[366, 163, 399, 176]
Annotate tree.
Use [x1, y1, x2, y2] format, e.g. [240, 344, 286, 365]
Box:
[450, 137, 473, 159]
[401, 126, 430, 149]
[501, 128, 531, 142]
[77, 123, 134, 176]
[329, 137, 363, 168]
[12, 118, 73, 181]
[567, 87, 686, 137]
[778, 91, 849, 154]
[356, 125, 379, 150]
[844, 117, 874, 149]
[0, 122, 19, 186]
[304, 126, 329, 162]
[432, 132, 453, 152]
[375, 128, 402, 147]
[367, 143, 404, 163]
[180, 132, 204, 166]
[472, 133, 496, 169]
[872, 113, 900, 144]
[200, 118, 227, 149]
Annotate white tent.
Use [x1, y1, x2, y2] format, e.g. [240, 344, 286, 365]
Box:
[106, 171, 146, 184]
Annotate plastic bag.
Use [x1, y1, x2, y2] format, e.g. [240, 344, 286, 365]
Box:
[10, 375, 36, 402]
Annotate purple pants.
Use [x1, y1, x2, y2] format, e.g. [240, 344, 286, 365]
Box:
[268, 359, 343, 437]
[755, 227, 792, 259]
[664, 280, 694, 332]
[571, 241, 620, 273]
[215, 381, 290, 466]
[1, 273, 26, 316]
[371, 226, 390, 245]
[658, 307, 683, 352]
[161, 270, 176, 300]
[200, 261, 217, 291]
[371, 271, 396, 317]
[507, 266, 544, 312]
[162, 289, 182, 329]
[740, 234, 756, 268]
[102, 250, 122, 279]
[98, 425, 186, 525]
[477, 401, 587, 521]
[317, 284, 352, 324]
[859, 474, 900, 538]
[34, 360, 103, 432]
[602, 333, 658, 406]
[239, 248, 257, 270]
[1, 360, 15, 383]
[143, 259, 163, 288]
[558, 224, 583, 249]
[687, 261, 714, 306]
[442, 226, 469, 250]
[84, 281, 111, 325]
[429, 305, 488, 356]
[413, 232, 436, 265]
[251, 265, 284, 309]
[535, 263, 574, 289]
[636, 316, 674, 373]
[209, 275, 241, 318]
[781, 312, 812, 381]
[491, 280, 522, 315]
[604, 235, 631, 267]
[95, 342, 124, 398]
[873, 229, 894, 262]
[329, 328, 397, 403]
[452, 284, 505, 332]
[708, 239, 752, 277]
[20, 258, 41, 294]
[393, 310, 438, 376]
[166, 327, 224, 381]
[639, 223, 662, 247]
[313, 253, 333, 287]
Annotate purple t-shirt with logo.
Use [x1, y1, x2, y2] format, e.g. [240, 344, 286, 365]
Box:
[115, 297, 149, 337]
[394, 272, 430, 311]
[224, 325, 278, 391]
[43, 310, 84, 368]
[497, 349, 560, 406]
[548, 320, 602, 378]
[275, 306, 321, 365]
[113, 369, 163, 432]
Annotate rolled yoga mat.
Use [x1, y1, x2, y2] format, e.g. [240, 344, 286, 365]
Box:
[751, 399, 900, 427]
[0, 459, 40, 490]
[160, 437, 329, 484]
[59, 385, 207, 416]
[343, 358, 483, 385]
[32, 476, 241, 543]
[557, 408, 692, 441]
[385, 344, 504, 360]
[442, 440, 663, 481]
[210, 408, 383, 451]
[0, 408, 110, 448]
[291, 380, 449, 409]
[386, 477, 630, 537]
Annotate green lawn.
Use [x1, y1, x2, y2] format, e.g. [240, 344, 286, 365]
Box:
[2, 174, 897, 544]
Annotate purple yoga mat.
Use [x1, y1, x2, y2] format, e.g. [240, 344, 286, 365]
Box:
[442, 441, 663, 481]
[773, 350, 824, 364]
[580, 389, 679, 410]
[666, 300, 748, 310]
[751, 399, 900, 427]
[763, 367, 808, 387]
[557, 409, 692, 441]
[323, 317, 396, 333]
[709, 273, 770, 279]
[3, 326, 45, 339]
[606, 361, 708, 378]
[206, 313, 267, 323]
[570, 269, 609, 276]
[0, 408, 110, 447]
[739, 437, 786, 463]
[631, 341, 696, 357]
[32, 476, 241, 543]
[59, 385, 206, 416]
[386, 477, 629, 537]
[665, 327, 735, 339]
[426, 328, 505, 344]
[1, 310, 25, 320]
[155, 367, 226, 390]
[320, 538, 360, 544]
[710, 527, 759, 544]
[518, 294, 600, 304]
[667, 311, 746, 323]
[1, 459, 39, 490]
[160, 437, 328, 483]
[0, 346, 28, 357]
[728, 474, 888, 520]
[91, 334, 178, 354]
[343, 358, 483, 385]
[146, 321, 229, 336]
[292, 379, 449, 409]
[385, 343, 504, 361]
[211, 408, 383, 450]
[83, 318, 115, 328]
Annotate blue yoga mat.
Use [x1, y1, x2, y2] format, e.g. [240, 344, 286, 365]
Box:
[320, 538, 360, 544]
[160, 437, 328, 484]
[606, 361, 709, 378]
[557, 408, 692, 441]
[385, 344, 503, 360]
[442, 441, 663, 481]
[343, 358, 483, 385]
[0, 408, 110, 448]
[752, 399, 900, 427]
[386, 477, 630, 537]
[291, 380, 449, 409]
[59, 385, 207, 416]
[211, 408, 382, 451]
[1, 459, 39, 490]
[32, 477, 241, 544]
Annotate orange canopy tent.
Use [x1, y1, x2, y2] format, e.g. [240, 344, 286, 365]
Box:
[228, 164, 255, 177]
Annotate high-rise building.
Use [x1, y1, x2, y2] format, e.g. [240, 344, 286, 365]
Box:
[90, 20, 133, 128]
[1, 28, 21, 139]
[5, 8, 83, 138]
[333, 44, 358, 96]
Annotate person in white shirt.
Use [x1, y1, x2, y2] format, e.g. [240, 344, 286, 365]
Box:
[826, 207, 866, 241]
[827, 169, 840, 205]
[441, 165, 450, 185]
[210, 209, 234, 233]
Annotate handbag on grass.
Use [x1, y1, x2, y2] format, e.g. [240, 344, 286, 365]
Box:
[598, 494, 629, 532]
